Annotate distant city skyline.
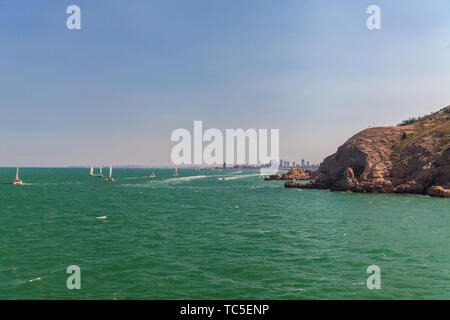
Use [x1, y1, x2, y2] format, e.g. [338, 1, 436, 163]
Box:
[279, 159, 318, 170]
[1, 1, 450, 167]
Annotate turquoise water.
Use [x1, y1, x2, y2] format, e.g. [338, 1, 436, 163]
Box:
[0, 168, 448, 299]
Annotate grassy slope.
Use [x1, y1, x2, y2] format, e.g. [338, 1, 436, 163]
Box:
[397, 106, 450, 152]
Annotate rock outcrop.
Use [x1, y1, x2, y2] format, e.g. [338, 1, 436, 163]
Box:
[289, 106, 450, 197]
[265, 168, 313, 181]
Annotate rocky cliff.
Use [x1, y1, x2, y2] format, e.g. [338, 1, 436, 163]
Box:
[290, 106, 450, 197]
[264, 168, 313, 181]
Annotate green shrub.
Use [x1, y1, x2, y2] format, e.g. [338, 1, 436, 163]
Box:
[399, 117, 418, 126]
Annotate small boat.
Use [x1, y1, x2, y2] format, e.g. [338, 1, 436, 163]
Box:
[89, 166, 94, 176]
[149, 170, 156, 178]
[173, 168, 178, 176]
[12, 166, 23, 185]
[106, 164, 114, 182]
[98, 165, 103, 178]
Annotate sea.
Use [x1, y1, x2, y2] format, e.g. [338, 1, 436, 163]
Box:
[0, 168, 448, 299]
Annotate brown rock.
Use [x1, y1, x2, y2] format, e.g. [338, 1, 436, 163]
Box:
[426, 186, 450, 197]
[265, 168, 314, 181]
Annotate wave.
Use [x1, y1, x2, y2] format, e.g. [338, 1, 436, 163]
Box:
[120, 176, 151, 181]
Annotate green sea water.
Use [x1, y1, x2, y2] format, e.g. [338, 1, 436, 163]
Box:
[0, 168, 448, 299]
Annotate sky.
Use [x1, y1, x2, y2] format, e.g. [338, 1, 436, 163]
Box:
[1, 0, 450, 167]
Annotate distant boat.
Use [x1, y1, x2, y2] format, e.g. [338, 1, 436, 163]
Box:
[149, 170, 156, 178]
[98, 165, 103, 178]
[89, 166, 94, 176]
[173, 168, 178, 176]
[106, 164, 114, 182]
[12, 166, 23, 185]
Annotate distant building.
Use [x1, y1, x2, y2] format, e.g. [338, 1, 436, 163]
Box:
[280, 160, 283, 168]
[223, 162, 226, 169]
[292, 162, 296, 168]
[306, 161, 310, 167]
[301, 159, 305, 167]
[285, 161, 290, 168]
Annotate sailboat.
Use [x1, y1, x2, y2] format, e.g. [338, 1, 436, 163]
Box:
[98, 165, 103, 178]
[89, 166, 94, 176]
[106, 164, 114, 182]
[12, 165, 23, 185]
[173, 167, 178, 176]
[149, 170, 156, 178]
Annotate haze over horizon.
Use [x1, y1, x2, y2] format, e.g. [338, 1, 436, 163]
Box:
[1, 0, 450, 167]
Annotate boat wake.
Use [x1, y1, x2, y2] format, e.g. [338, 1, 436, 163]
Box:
[122, 173, 261, 187]
[217, 177, 234, 181]
[217, 173, 261, 181]
[121, 175, 209, 187]
[11, 181, 82, 187]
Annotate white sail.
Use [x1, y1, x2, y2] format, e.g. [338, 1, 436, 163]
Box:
[109, 164, 112, 178]
[99, 166, 102, 174]
[12, 165, 23, 184]
[90, 166, 93, 174]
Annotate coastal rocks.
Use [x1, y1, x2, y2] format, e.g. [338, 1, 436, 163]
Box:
[426, 186, 450, 198]
[284, 168, 313, 180]
[264, 168, 313, 181]
[284, 180, 313, 188]
[340, 167, 358, 189]
[288, 106, 450, 197]
[264, 173, 283, 180]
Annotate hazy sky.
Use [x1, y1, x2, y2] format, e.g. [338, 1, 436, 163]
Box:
[1, 0, 450, 166]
